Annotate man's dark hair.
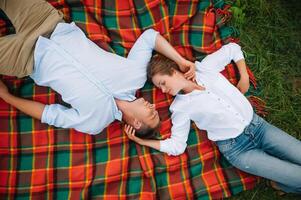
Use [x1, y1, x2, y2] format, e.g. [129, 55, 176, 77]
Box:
[135, 122, 161, 139]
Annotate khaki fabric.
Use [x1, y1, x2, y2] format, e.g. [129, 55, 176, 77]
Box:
[0, 0, 64, 77]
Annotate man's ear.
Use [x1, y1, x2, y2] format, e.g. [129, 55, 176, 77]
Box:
[171, 68, 177, 75]
[132, 118, 142, 129]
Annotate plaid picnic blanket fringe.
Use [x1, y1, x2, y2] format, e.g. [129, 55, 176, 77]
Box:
[0, 0, 262, 199]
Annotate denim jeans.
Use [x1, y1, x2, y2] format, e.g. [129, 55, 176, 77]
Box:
[216, 113, 301, 194]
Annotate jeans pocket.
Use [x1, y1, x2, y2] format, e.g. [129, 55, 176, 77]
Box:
[244, 114, 264, 136]
[252, 113, 264, 126]
[216, 139, 235, 154]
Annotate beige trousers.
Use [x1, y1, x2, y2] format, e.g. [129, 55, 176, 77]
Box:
[0, 0, 64, 77]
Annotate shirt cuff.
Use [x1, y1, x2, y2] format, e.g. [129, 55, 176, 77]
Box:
[159, 139, 173, 155]
[159, 140, 167, 152]
[41, 105, 50, 124]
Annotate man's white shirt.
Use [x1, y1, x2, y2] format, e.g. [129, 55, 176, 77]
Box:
[31, 22, 158, 134]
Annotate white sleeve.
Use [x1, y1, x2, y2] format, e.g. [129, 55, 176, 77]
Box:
[160, 110, 191, 156]
[196, 43, 245, 73]
[127, 29, 159, 66]
[41, 104, 99, 134]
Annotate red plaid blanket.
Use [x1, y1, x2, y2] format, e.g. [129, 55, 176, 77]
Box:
[0, 0, 261, 199]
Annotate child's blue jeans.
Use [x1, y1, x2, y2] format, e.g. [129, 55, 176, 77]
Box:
[216, 113, 301, 194]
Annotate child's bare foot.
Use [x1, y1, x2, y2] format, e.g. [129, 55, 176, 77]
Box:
[0, 79, 9, 98]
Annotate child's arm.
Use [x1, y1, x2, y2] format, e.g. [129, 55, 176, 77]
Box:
[235, 59, 250, 94]
[125, 124, 160, 151]
[196, 43, 250, 93]
[196, 43, 244, 73]
[125, 109, 191, 156]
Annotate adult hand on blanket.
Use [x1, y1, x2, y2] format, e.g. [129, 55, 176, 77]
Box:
[124, 124, 144, 145]
[178, 59, 196, 81]
[236, 75, 250, 94]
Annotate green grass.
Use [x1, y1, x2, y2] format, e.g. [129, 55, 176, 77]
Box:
[226, 0, 301, 199]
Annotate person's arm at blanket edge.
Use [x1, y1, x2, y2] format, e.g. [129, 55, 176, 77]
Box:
[0, 79, 102, 134]
[0, 80, 45, 120]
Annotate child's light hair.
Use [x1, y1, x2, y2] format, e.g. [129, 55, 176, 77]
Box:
[147, 54, 180, 80]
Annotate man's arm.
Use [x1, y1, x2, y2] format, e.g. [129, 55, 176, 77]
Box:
[0, 80, 45, 120]
[0, 80, 100, 134]
[128, 29, 195, 80]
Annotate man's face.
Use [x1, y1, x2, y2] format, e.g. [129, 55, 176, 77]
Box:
[131, 98, 160, 128]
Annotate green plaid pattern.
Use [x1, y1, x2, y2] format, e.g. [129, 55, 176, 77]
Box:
[0, 0, 260, 199]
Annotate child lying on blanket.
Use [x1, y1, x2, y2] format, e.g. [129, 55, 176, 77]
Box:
[125, 43, 301, 195]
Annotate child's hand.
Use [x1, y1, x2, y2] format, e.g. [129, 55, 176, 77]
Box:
[178, 59, 196, 81]
[124, 124, 144, 145]
[124, 124, 161, 151]
[237, 76, 250, 94]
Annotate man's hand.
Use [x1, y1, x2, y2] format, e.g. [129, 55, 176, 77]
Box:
[124, 124, 144, 145]
[237, 75, 250, 94]
[178, 59, 196, 81]
[0, 79, 9, 98]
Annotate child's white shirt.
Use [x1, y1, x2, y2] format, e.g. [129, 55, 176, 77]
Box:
[160, 43, 253, 156]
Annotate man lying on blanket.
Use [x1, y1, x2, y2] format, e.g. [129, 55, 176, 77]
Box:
[0, 0, 195, 135]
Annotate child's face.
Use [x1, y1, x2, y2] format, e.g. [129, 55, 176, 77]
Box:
[152, 71, 183, 96]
